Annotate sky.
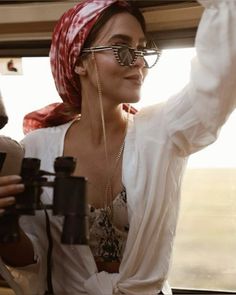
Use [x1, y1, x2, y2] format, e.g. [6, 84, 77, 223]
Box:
[0, 48, 235, 168]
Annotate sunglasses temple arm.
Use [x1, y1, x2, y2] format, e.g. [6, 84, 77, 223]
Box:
[83, 47, 112, 53]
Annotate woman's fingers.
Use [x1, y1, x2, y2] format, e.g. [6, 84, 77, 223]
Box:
[0, 175, 24, 212]
[0, 175, 22, 186]
[0, 196, 15, 208]
[0, 175, 24, 198]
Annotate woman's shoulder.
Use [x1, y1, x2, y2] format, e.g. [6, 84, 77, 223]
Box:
[22, 121, 72, 144]
[133, 102, 166, 132]
[124, 102, 171, 149]
[21, 121, 73, 158]
[135, 102, 165, 119]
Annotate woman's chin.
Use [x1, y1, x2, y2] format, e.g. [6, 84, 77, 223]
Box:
[124, 95, 141, 104]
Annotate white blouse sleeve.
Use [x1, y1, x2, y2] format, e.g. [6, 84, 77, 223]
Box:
[84, 2, 236, 295]
[165, 0, 236, 156]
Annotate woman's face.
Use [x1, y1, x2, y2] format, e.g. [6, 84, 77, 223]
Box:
[82, 12, 148, 106]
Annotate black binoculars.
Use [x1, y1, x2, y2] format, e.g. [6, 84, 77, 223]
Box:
[0, 155, 88, 245]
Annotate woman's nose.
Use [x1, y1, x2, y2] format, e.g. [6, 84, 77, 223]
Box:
[132, 55, 146, 69]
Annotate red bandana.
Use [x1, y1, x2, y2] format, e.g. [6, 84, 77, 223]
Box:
[23, 0, 137, 134]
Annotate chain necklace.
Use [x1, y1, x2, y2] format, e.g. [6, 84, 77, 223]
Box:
[104, 107, 130, 220]
[93, 51, 131, 221]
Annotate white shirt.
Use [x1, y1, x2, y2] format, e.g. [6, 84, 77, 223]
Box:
[0, 0, 236, 294]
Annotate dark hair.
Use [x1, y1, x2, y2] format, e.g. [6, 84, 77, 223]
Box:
[83, 3, 146, 49]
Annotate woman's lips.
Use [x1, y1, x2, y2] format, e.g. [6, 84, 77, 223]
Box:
[125, 74, 143, 85]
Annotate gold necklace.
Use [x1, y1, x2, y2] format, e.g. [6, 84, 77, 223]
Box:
[93, 51, 131, 220]
[104, 106, 130, 220]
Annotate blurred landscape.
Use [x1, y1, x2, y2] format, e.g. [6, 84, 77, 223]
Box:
[169, 168, 236, 292]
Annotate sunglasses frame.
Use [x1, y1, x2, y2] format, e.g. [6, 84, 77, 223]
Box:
[82, 45, 161, 69]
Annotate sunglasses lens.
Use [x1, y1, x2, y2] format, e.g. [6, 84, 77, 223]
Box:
[116, 46, 161, 68]
[117, 47, 136, 66]
[143, 50, 160, 68]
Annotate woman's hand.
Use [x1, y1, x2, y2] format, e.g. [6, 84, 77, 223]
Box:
[0, 175, 24, 213]
[0, 175, 36, 266]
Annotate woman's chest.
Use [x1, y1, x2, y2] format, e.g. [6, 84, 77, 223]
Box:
[64, 147, 124, 209]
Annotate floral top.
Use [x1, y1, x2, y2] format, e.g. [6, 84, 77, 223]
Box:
[88, 189, 129, 262]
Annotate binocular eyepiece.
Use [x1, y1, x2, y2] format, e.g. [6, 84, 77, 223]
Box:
[0, 156, 88, 245]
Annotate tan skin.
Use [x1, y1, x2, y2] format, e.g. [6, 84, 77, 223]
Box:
[66, 12, 148, 206]
[0, 176, 35, 266]
[0, 12, 148, 273]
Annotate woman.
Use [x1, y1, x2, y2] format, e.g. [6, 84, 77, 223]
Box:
[0, 0, 236, 294]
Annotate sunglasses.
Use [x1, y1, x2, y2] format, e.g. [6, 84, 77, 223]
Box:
[81, 45, 161, 69]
